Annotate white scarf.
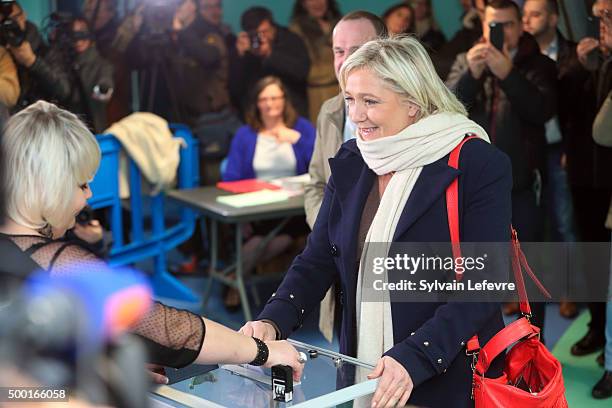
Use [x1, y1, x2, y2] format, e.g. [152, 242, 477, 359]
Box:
[354, 112, 490, 371]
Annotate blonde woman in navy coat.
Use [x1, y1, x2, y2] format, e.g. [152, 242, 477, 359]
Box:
[242, 36, 512, 408]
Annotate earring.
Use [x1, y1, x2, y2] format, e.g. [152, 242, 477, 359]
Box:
[37, 223, 53, 239]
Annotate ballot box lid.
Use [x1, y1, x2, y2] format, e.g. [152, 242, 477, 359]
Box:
[151, 339, 378, 407]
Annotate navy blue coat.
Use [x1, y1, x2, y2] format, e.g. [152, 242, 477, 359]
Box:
[258, 138, 512, 407]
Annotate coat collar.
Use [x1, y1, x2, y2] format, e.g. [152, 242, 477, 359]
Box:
[322, 93, 345, 133]
[329, 140, 461, 241]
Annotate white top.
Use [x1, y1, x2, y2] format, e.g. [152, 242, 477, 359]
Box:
[343, 107, 357, 142]
[253, 133, 297, 180]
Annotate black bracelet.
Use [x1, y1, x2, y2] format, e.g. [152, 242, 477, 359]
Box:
[249, 337, 269, 366]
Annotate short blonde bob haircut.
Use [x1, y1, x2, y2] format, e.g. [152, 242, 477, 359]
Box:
[339, 35, 467, 120]
[1, 101, 101, 232]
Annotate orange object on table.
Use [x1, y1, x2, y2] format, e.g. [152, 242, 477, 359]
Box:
[216, 179, 281, 193]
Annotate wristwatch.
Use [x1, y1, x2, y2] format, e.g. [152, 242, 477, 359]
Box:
[249, 337, 269, 366]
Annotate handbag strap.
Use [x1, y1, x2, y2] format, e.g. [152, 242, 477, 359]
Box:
[446, 134, 478, 282]
[446, 135, 551, 368]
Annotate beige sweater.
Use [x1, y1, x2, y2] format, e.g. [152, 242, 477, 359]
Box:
[105, 113, 184, 198]
[0, 47, 20, 108]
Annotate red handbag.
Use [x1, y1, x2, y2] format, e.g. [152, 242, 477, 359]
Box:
[446, 136, 568, 408]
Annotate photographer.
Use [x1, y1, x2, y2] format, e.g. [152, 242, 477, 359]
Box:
[1, 1, 71, 111]
[46, 15, 114, 133]
[123, 1, 232, 126]
[229, 7, 310, 118]
[119, 0, 240, 182]
[446, 0, 557, 334]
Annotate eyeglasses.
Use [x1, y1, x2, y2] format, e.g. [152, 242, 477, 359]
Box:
[257, 96, 284, 103]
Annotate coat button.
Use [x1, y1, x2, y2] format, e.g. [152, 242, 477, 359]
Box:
[331, 244, 339, 256]
[410, 332, 415, 336]
[460, 341, 466, 346]
[437, 358, 443, 364]
[423, 341, 430, 347]
[290, 294, 295, 299]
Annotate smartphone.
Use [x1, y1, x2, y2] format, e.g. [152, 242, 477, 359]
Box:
[489, 22, 505, 51]
[586, 16, 600, 40]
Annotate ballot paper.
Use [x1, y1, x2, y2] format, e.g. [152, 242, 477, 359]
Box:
[215, 189, 290, 207]
[269, 174, 311, 197]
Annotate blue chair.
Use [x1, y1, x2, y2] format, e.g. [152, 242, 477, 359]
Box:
[89, 124, 200, 302]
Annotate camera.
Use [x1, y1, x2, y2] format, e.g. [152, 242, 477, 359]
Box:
[140, 0, 181, 46]
[0, 0, 25, 48]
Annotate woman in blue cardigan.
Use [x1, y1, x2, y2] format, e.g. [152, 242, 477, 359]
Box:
[223, 76, 315, 182]
[241, 37, 512, 407]
[222, 76, 315, 310]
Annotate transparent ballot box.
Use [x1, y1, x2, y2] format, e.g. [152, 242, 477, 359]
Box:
[150, 339, 378, 408]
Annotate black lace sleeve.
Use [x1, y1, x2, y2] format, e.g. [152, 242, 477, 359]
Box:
[10, 236, 207, 368]
[51, 245, 207, 368]
[132, 302, 206, 368]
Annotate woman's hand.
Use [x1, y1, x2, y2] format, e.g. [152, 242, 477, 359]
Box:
[368, 356, 413, 408]
[274, 127, 301, 144]
[239, 320, 277, 341]
[264, 340, 304, 381]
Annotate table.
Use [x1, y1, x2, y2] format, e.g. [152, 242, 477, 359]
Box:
[167, 186, 305, 321]
[150, 339, 378, 408]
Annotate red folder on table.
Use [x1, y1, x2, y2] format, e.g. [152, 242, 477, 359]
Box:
[216, 179, 281, 193]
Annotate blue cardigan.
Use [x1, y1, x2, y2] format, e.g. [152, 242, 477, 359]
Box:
[222, 117, 315, 181]
[258, 138, 512, 407]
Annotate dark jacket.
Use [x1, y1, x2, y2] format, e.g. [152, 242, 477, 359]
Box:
[420, 27, 446, 53]
[258, 138, 510, 407]
[170, 17, 231, 126]
[12, 22, 72, 112]
[592, 56, 612, 189]
[126, 17, 230, 127]
[94, 17, 132, 124]
[436, 12, 482, 80]
[229, 25, 310, 118]
[447, 34, 558, 191]
[43, 43, 114, 133]
[554, 32, 606, 187]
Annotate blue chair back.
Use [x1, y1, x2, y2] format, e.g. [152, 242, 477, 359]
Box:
[88, 124, 199, 302]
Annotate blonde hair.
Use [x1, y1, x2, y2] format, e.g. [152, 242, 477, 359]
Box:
[1, 101, 101, 232]
[339, 35, 467, 120]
